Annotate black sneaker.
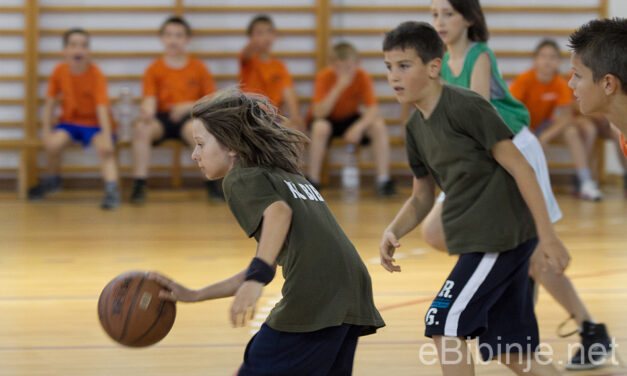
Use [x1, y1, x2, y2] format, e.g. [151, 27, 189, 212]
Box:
[28, 178, 61, 200]
[130, 182, 147, 205]
[101, 189, 120, 210]
[565, 321, 613, 370]
[375, 179, 397, 197]
[206, 180, 224, 202]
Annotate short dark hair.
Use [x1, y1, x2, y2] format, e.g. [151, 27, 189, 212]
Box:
[383, 21, 444, 64]
[534, 38, 560, 56]
[447, 0, 489, 42]
[159, 16, 191, 36]
[62, 28, 89, 46]
[247, 14, 275, 35]
[568, 18, 627, 94]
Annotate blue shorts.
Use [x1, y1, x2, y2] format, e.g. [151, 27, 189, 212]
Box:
[54, 123, 112, 148]
[238, 323, 362, 376]
[424, 237, 539, 361]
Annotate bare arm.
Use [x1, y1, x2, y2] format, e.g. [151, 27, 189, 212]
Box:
[380, 175, 436, 272]
[492, 139, 570, 273]
[282, 87, 304, 130]
[240, 41, 258, 62]
[470, 52, 492, 101]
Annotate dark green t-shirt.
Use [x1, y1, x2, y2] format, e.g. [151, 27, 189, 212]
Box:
[406, 85, 537, 255]
[223, 164, 385, 335]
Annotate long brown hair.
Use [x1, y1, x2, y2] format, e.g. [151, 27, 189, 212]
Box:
[191, 87, 309, 175]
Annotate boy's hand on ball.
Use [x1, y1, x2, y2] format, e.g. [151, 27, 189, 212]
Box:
[230, 281, 264, 327]
[147, 272, 197, 302]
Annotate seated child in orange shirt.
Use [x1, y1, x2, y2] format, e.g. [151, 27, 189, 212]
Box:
[307, 42, 395, 196]
[130, 16, 219, 204]
[28, 28, 119, 210]
[239, 14, 303, 130]
[510, 39, 602, 200]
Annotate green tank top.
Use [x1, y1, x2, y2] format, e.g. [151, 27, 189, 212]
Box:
[441, 42, 529, 135]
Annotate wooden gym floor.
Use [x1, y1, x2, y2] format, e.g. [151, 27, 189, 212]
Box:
[0, 188, 625, 375]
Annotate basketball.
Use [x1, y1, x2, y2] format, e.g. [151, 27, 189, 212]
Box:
[98, 271, 176, 347]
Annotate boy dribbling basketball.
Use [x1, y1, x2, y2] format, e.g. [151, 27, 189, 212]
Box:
[150, 88, 384, 375]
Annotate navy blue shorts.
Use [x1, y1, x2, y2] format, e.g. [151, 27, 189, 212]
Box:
[424, 237, 539, 361]
[55, 123, 109, 147]
[238, 323, 362, 376]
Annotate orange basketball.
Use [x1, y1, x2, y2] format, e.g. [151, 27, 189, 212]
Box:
[98, 271, 176, 347]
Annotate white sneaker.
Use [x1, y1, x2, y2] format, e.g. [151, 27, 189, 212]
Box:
[579, 180, 603, 201]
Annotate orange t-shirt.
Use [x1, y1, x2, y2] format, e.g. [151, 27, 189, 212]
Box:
[46, 62, 109, 127]
[620, 134, 627, 158]
[510, 69, 573, 129]
[239, 54, 293, 106]
[312, 67, 377, 121]
[143, 57, 216, 113]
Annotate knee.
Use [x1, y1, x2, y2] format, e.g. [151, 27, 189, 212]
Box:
[43, 137, 63, 154]
[421, 220, 445, 250]
[133, 120, 153, 142]
[311, 119, 331, 140]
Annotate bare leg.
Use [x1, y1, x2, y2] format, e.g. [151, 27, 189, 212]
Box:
[500, 352, 561, 376]
[529, 246, 591, 327]
[91, 132, 118, 183]
[44, 130, 72, 175]
[306, 119, 332, 183]
[132, 118, 164, 179]
[365, 117, 390, 179]
[433, 336, 475, 376]
[562, 124, 591, 172]
[575, 117, 598, 159]
[421, 201, 448, 252]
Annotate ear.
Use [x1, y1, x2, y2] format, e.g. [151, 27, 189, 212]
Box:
[428, 58, 443, 79]
[228, 150, 238, 158]
[601, 74, 618, 96]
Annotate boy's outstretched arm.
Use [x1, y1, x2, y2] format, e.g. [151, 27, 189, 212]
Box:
[380, 175, 436, 273]
[492, 139, 571, 274]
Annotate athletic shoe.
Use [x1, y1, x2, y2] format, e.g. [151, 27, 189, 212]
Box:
[375, 179, 397, 197]
[101, 188, 120, 210]
[579, 180, 602, 201]
[27, 177, 61, 200]
[565, 321, 613, 370]
[130, 182, 147, 205]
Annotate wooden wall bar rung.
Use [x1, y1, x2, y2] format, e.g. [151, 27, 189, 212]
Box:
[331, 6, 600, 13]
[0, 75, 25, 81]
[184, 6, 316, 13]
[38, 51, 314, 59]
[39, 28, 316, 36]
[37, 73, 316, 81]
[332, 28, 580, 36]
[0, 122, 23, 128]
[0, 6, 24, 12]
[0, 99, 25, 105]
[38, 5, 316, 13]
[0, 52, 23, 58]
[0, 30, 25, 36]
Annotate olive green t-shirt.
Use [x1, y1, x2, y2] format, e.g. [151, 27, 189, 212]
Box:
[406, 85, 537, 255]
[223, 164, 385, 335]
